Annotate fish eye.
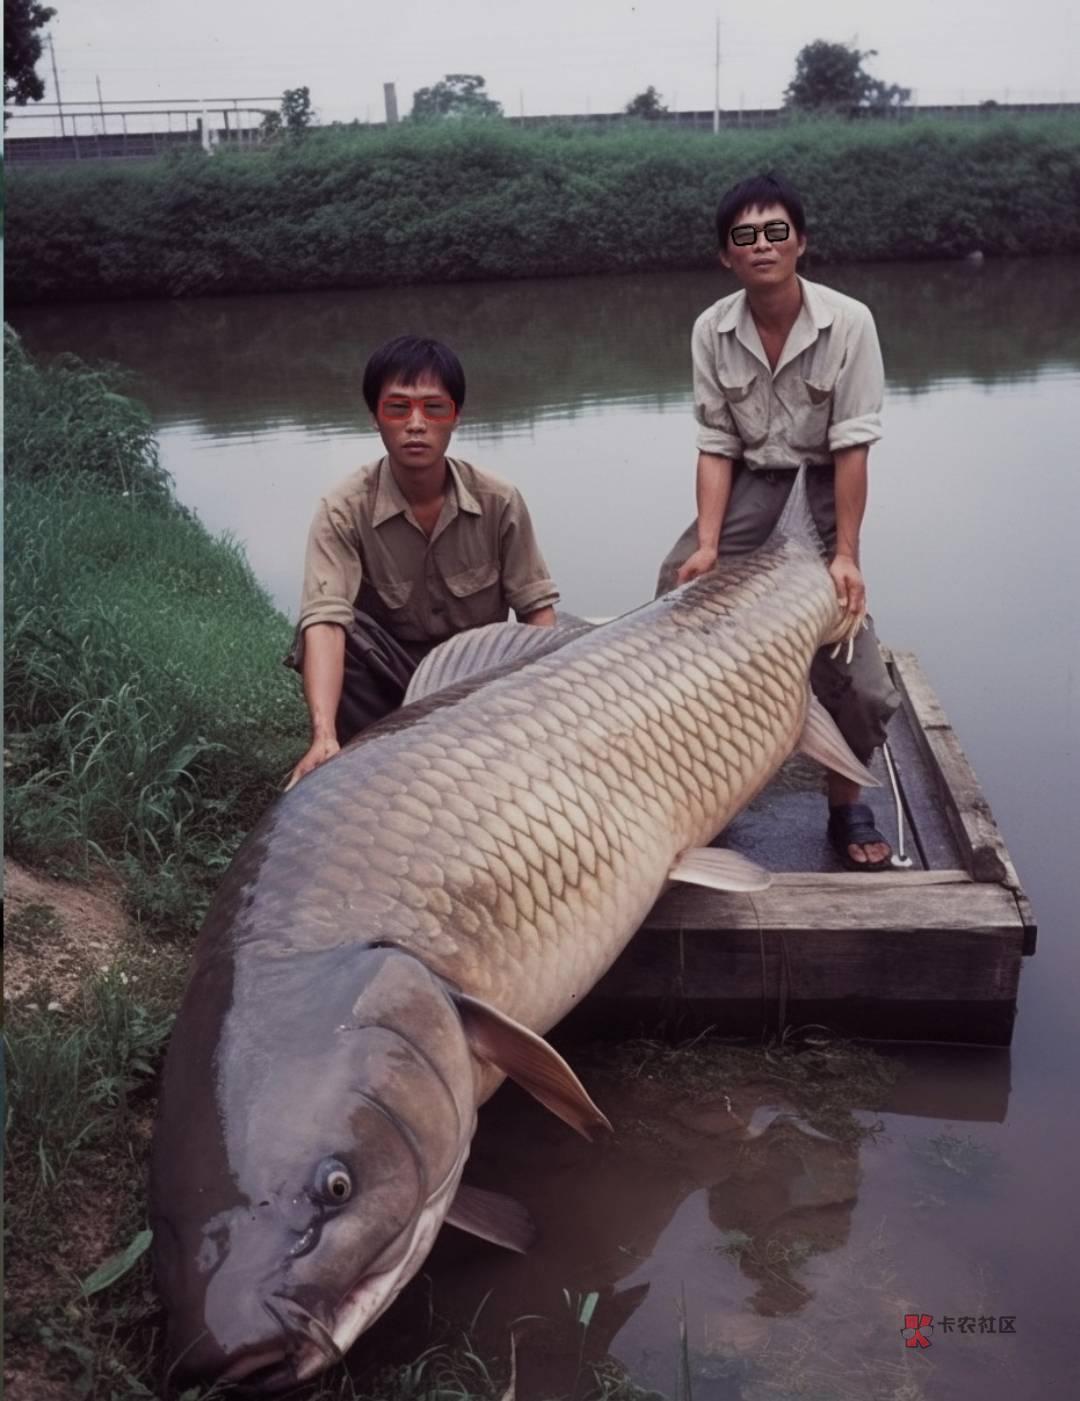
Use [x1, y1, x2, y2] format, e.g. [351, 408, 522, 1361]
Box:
[314, 1157, 353, 1205]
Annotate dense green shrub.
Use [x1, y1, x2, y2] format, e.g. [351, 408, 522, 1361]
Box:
[7, 117, 1079, 303]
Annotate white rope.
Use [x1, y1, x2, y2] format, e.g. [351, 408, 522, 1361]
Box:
[882, 739, 914, 869]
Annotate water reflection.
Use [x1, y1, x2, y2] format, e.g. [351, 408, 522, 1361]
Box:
[10, 258, 1080, 437]
[366, 1061, 875, 1393]
[353, 1040, 1026, 1399]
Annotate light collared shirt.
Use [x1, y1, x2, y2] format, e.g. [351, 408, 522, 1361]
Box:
[294, 457, 559, 655]
[692, 276, 884, 468]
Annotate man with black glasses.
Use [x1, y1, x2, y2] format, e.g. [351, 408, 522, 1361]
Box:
[285, 334, 558, 789]
[655, 172, 899, 870]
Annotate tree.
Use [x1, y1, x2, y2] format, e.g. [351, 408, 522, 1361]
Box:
[281, 85, 313, 133]
[410, 74, 502, 121]
[783, 40, 910, 114]
[261, 86, 314, 141]
[624, 86, 667, 120]
[4, 0, 56, 109]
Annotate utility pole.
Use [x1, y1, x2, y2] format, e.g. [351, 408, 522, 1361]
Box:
[48, 33, 66, 137]
[96, 75, 106, 133]
[713, 16, 721, 134]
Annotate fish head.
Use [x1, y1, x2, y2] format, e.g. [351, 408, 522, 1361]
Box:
[151, 944, 478, 1390]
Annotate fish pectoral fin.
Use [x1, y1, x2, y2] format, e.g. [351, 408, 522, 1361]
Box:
[798, 694, 881, 788]
[668, 848, 772, 892]
[446, 1183, 536, 1253]
[453, 992, 612, 1141]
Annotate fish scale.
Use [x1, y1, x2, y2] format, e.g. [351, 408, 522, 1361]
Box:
[230, 533, 836, 1039]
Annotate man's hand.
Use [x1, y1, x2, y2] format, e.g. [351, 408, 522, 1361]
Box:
[284, 735, 340, 792]
[829, 553, 866, 618]
[675, 546, 719, 587]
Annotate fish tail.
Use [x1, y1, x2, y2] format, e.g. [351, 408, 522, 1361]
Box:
[768, 465, 828, 559]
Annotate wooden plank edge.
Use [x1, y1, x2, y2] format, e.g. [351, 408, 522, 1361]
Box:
[645, 878, 1025, 936]
[766, 869, 972, 889]
[890, 652, 1037, 954]
[890, 652, 1010, 875]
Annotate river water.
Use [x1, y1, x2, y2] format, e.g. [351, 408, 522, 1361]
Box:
[10, 257, 1079, 1399]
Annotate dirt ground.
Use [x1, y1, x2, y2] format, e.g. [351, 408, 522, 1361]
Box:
[4, 859, 164, 1401]
[4, 857, 131, 1005]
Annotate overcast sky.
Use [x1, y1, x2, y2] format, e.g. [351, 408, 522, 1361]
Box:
[20, 0, 1080, 128]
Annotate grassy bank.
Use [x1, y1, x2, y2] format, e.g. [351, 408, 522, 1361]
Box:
[4, 329, 308, 930]
[7, 116, 1079, 303]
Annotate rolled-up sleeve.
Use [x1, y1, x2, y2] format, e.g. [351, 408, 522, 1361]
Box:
[296, 496, 362, 633]
[828, 306, 884, 453]
[499, 491, 560, 617]
[692, 315, 744, 458]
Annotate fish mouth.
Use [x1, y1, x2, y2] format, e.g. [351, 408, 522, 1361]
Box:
[218, 1294, 347, 1392]
[221, 1349, 299, 1393]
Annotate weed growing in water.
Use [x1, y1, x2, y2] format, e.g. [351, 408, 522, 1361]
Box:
[913, 1130, 998, 1180]
[582, 1030, 899, 1144]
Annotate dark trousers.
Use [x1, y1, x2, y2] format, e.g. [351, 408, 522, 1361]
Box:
[336, 612, 441, 743]
[286, 611, 434, 745]
[655, 463, 900, 762]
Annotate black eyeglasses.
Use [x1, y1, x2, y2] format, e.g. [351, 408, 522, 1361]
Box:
[730, 220, 790, 247]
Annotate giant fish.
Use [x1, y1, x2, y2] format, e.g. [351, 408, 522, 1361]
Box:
[149, 472, 874, 1389]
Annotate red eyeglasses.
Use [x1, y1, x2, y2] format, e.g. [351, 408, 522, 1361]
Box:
[378, 395, 458, 422]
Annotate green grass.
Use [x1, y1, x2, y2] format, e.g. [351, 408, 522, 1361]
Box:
[4, 943, 182, 1400]
[4, 330, 308, 929]
[7, 116, 1079, 302]
[3, 325, 170, 495]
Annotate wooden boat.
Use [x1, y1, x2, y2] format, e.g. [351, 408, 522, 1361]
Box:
[564, 651, 1036, 1048]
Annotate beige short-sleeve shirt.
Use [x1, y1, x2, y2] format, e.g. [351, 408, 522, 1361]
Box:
[692, 276, 884, 468]
[295, 457, 559, 654]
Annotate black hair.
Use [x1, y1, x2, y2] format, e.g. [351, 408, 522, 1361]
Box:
[361, 335, 466, 413]
[715, 171, 807, 247]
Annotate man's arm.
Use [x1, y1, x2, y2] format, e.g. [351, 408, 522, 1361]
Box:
[675, 451, 735, 585]
[829, 444, 869, 619]
[499, 490, 560, 624]
[519, 604, 557, 628]
[285, 622, 346, 790]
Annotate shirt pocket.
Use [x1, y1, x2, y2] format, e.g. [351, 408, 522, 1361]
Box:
[443, 561, 503, 628]
[360, 574, 416, 632]
[793, 367, 840, 452]
[717, 372, 768, 449]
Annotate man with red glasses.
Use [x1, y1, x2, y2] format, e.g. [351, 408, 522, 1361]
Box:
[656, 172, 900, 871]
[285, 335, 558, 789]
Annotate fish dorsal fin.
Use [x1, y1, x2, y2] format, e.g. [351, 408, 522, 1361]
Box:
[446, 1182, 536, 1253]
[453, 991, 612, 1140]
[404, 618, 594, 705]
[767, 464, 828, 557]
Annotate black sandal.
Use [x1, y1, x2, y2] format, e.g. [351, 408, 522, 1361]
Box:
[827, 803, 892, 872]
